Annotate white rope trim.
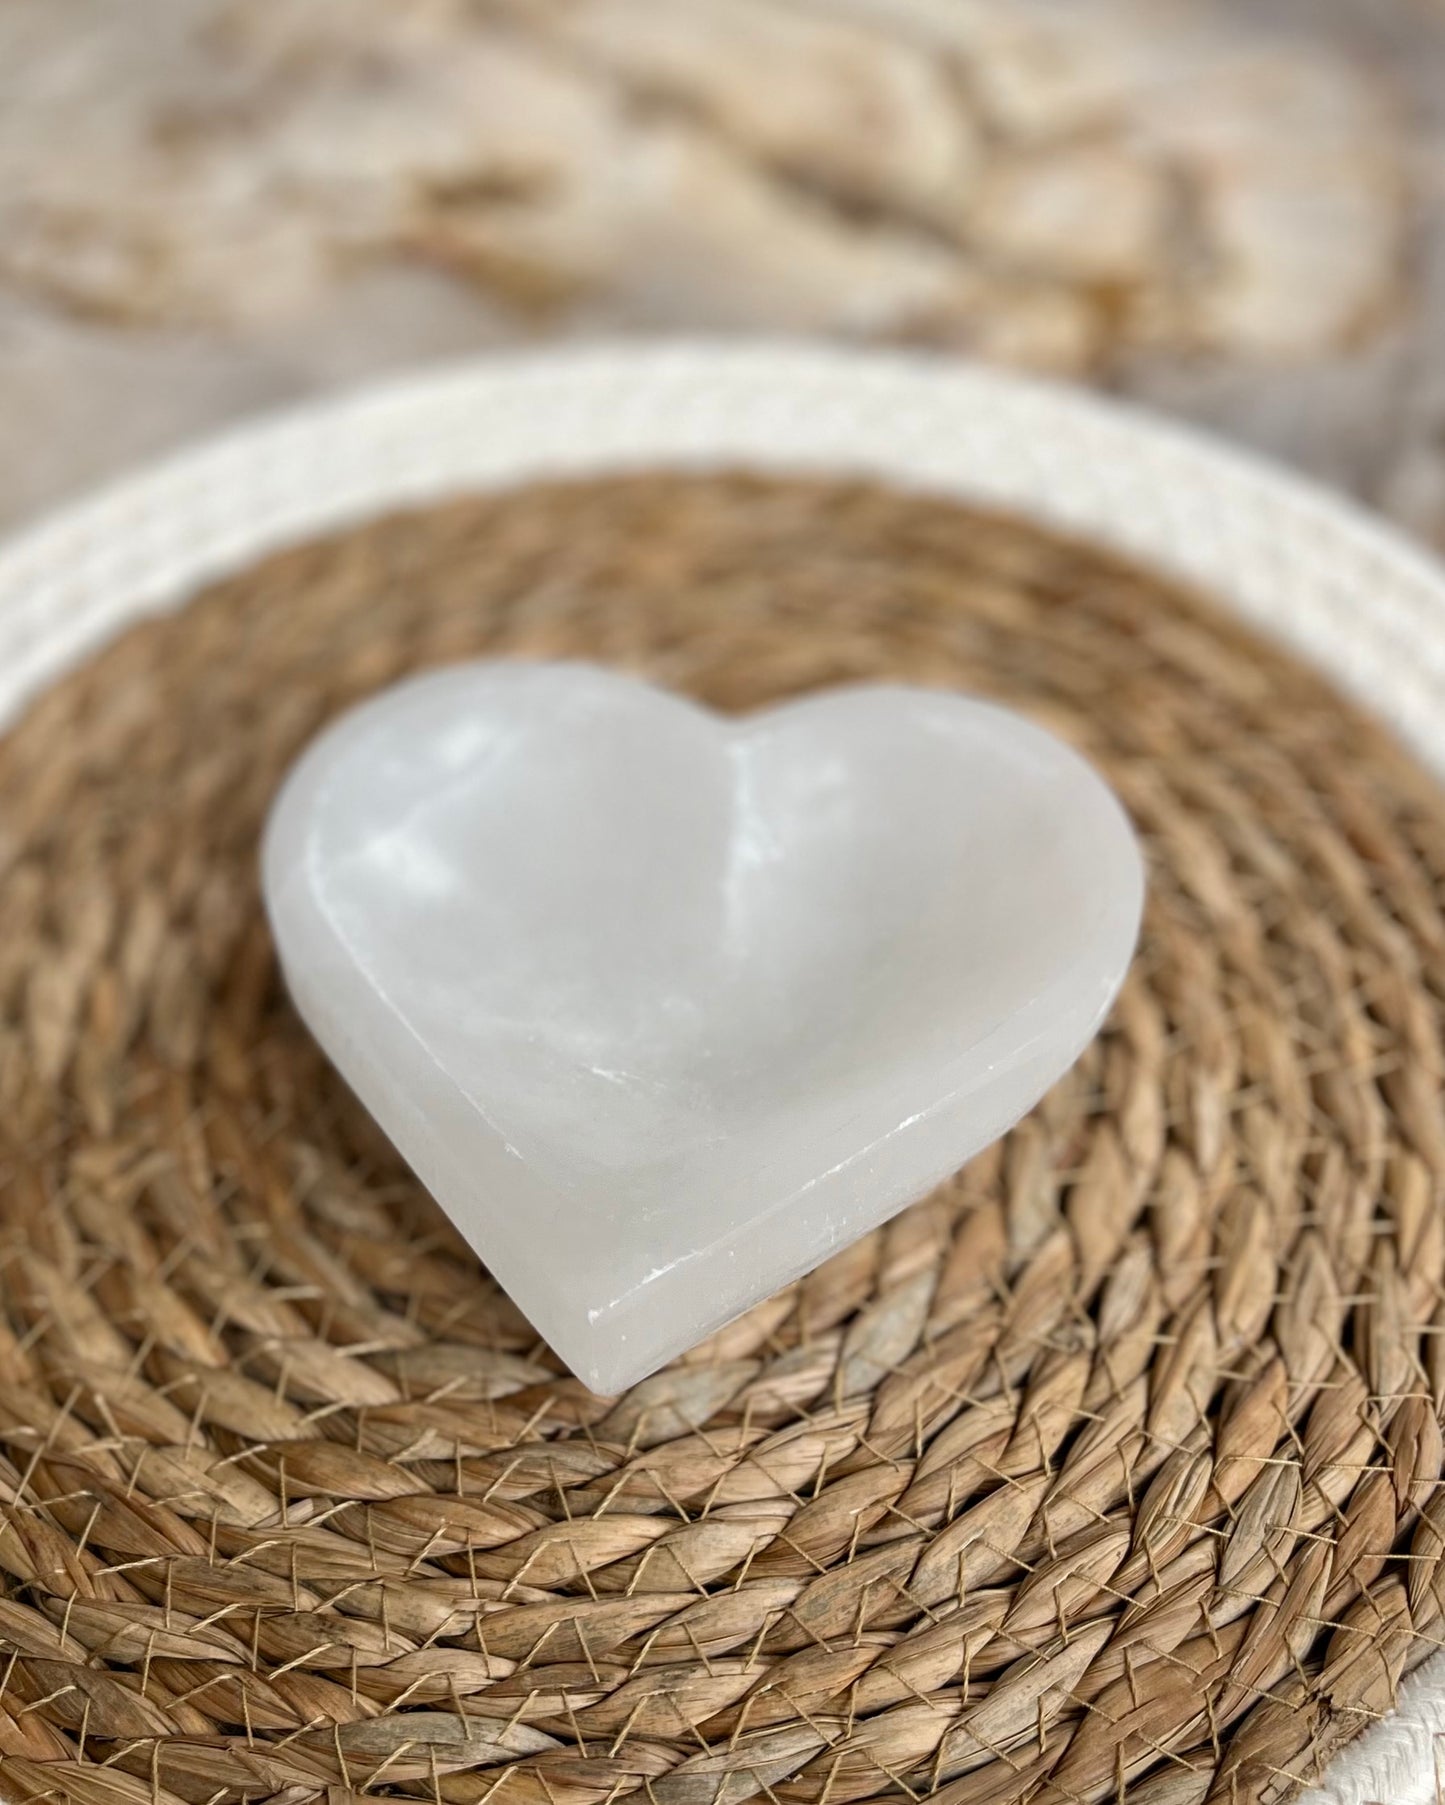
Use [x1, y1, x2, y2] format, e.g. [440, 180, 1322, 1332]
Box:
[1303, 1648, 1445, 1804]
[1, 338, 1444, 1802]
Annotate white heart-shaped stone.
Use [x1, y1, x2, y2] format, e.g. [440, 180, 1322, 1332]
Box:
[264, 661, 1142, 1392]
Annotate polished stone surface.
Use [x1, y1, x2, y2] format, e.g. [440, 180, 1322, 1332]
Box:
[263, 661, 1143, 1391]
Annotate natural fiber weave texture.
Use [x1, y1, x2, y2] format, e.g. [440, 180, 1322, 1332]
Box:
[0, 471, 1443, 1805]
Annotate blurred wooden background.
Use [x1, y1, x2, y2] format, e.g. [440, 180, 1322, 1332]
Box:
[1, 0, 1442, 542]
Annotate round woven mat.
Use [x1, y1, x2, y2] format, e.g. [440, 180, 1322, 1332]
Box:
[1, 472, 1443, 1805]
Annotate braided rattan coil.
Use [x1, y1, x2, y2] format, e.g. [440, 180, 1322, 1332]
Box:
[2, 468, 1445, 1805]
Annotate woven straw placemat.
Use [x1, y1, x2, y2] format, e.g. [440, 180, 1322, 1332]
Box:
[0, 469, 1442, 1805]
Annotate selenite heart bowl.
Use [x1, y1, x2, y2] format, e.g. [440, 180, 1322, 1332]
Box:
[262, 659, 1143, 1392]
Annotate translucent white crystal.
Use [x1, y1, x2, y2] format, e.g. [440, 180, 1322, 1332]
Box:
[263, 661, 1143, 1392]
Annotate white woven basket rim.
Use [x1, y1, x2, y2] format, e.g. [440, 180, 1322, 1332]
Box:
[1, 337, 1442, 1804]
